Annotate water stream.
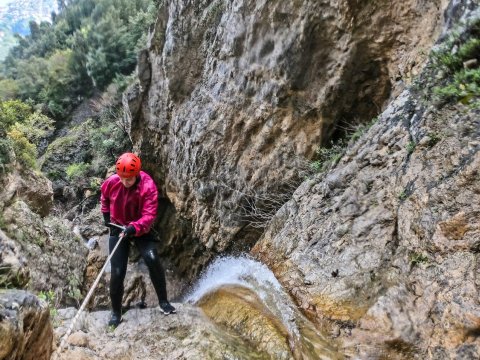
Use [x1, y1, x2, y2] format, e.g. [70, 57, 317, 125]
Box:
[185, 256, 341, 359]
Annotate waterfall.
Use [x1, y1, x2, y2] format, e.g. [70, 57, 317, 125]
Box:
[184, 255, 340, 360]
[185, 255, 300, 337]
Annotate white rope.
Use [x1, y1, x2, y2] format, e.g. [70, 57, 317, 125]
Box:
[53, 229, 126, 359]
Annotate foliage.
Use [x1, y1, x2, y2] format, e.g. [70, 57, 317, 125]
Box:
[406, 141, 416, 154]
[0, 267, 28, 289]
[67, 274, 83, 306]
[6, 128, 37, 168]
[0, 99, 55, 169]
[311, 117, 378, 174]
[89, 177, 102, 192]
[409, 252, 429, 267]
[11, 111, 55, 145]
[398, 190, 408, 201]
[1, 0, 157, 118]
[428, 17, 480, 107]
[311, 140, 346, 173]
[0, 138, 14, 169]
[426, 133, 441, 147]
[66, 162, 90, 180]
[349, 117, 378, 143]
[38, 289, 59, 319]
[0, 78, 19, 100]
[38, 289, 56, 304]
[0, 100, 32, 135]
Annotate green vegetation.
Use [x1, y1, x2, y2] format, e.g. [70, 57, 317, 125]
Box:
[0, 0, 149, 189]
[428, 17, 480, 107]
[7, 128, 37, 168]
[41, 102, 131, 193]
[349, 117, 378, 143]
[406, 141, 416, 154]
[398, 190, 408, 201]
[426, 132, 441, 147]
[89, 177, 102, 192]
[0, 99, 55, 169]
[67, 274, 83, 306]
[311, 140, 346, 173]
[409, 252, 429, 267]
[0, 0, 157, 119]
[38, 289, 58, 318]
[311, 117, 378, 174]
[66, 162, 90, 181]
[0, 267, 28, 289]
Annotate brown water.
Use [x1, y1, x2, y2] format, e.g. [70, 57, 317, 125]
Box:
[186, 256, 343, 359]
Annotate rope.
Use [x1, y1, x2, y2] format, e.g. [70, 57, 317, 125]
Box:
[52, 229, 126, 359]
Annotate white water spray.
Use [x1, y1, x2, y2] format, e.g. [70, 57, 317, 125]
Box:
[185, 255, 300, 338]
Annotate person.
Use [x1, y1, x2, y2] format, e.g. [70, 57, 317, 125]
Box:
[100, 152, 176, 327]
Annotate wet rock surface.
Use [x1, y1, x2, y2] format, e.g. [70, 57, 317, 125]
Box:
[253, 79, 480, 358]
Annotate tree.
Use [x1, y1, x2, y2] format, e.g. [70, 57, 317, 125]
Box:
[0, 100, 32, 135]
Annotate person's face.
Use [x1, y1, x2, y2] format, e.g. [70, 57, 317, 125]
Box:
[119, 176, 136, 188]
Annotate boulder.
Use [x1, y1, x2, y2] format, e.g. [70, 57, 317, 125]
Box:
[0, 290, 53, 360]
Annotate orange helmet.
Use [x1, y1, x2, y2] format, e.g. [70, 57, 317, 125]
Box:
[116, 153, 141, 178]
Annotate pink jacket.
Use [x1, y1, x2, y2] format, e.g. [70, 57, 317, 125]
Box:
[101, 171, 158, 236]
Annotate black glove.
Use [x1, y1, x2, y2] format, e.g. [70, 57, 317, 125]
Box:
[121, 225, 136, 238]
[102, 212, 111, 227]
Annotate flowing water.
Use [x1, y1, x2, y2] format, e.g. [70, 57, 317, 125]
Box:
[185, 256, 342, 359]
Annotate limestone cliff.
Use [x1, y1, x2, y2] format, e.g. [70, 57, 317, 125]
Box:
[253, 3, 480, 358]
[126, 0, 449, 281]
[119, 0, 480, 358]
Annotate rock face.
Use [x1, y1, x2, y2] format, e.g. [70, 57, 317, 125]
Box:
[0, 167, 53, 218]
[0, 290, 53, 360]
[0, 166, 87, 303]
[197, 285, 342, 359]
[53, 304, 279, 359]
[128, 0, 448, 280]
[252, 5, 480, 356]
[254, 97, 480, 358]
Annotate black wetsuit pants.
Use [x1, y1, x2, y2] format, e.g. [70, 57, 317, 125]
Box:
[109, 230, 168, 314]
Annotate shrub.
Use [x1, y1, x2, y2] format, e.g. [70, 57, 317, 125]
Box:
[0, 79, 19, 100]
[311, 140, 346, 173]
[11, 111, 55, 145]
[0, 137, 14, 168]
[7, 128, 37, 168]
[0, 100, 32, 134]
[66, 162, 90, 181]
[406, 141, 416, 154]
[430, 18, 480, 106]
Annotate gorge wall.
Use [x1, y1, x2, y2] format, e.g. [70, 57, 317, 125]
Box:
[126, 0, 448, 280]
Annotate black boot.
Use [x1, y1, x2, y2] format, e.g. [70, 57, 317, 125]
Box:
[108, 311, 122, 328]
[159, 301, 176, 315]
